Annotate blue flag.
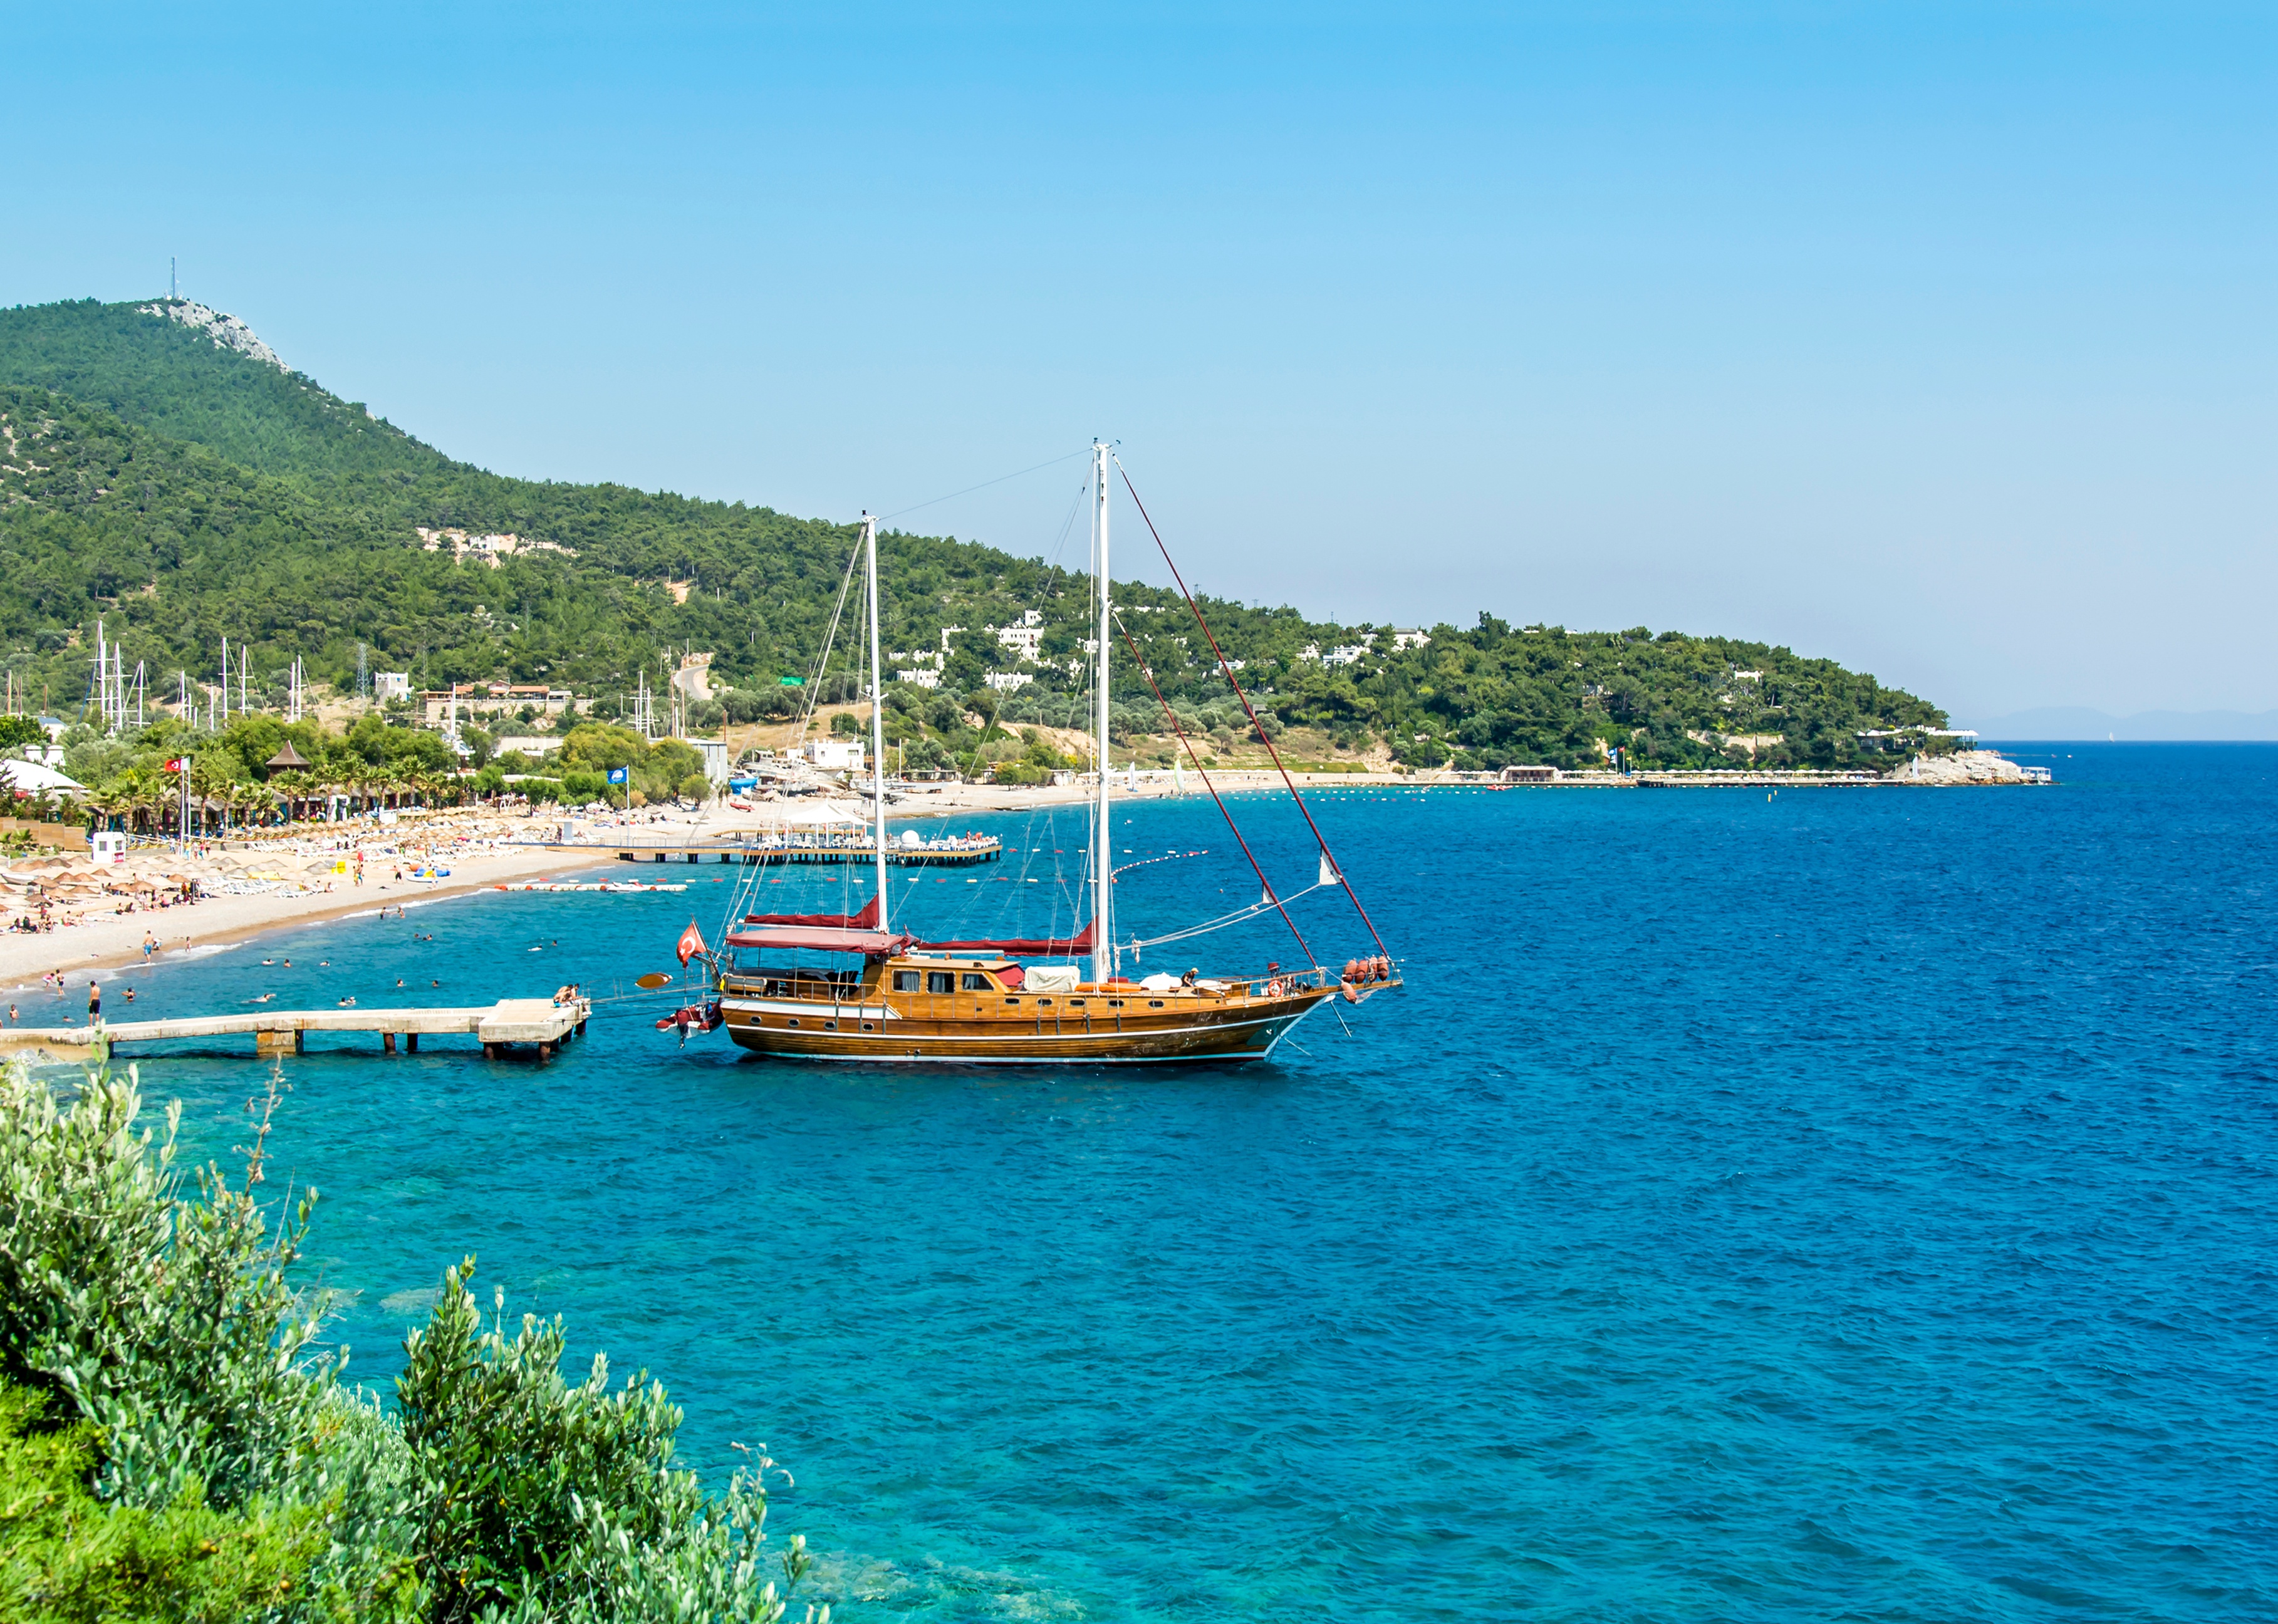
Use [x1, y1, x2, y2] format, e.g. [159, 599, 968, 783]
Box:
[607, 766, 628, 784]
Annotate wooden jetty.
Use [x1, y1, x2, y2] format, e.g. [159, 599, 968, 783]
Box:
[614, 838, 1001, 869]
[0, 997, 591, 1064]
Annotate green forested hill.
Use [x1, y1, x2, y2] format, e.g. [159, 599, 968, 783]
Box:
[0, 296, 1950, 771]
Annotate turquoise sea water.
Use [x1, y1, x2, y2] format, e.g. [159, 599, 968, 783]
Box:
[29, 743, 2275, 1621]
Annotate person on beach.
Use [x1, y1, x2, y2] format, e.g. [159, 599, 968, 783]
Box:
[86, 981, 100, 1022]
[142, 932, 157, 962]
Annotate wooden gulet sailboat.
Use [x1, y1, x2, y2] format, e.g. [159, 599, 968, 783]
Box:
[690, 441, 1398, 1064]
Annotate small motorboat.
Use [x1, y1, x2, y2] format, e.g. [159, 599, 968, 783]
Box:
[655, 1001, 725, 1042]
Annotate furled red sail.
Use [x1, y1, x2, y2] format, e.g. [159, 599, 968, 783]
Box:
[913, 920, 1095, 957]
[743, 895, 880, 930]
[724, 925, 915, 955]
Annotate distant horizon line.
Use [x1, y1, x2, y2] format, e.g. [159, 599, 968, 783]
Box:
[1962, 705, 2278, 744]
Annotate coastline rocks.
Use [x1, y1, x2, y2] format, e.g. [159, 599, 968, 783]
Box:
[136, 300, 286, 372]
[1895, 749, 2031, 785]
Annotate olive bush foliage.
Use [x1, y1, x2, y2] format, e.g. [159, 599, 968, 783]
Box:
[0, 1057, 330, 1511]
[398, 1258, 806, 1624]
[0, 1057, 821, 1624]
[0, 1380, 331, 1623]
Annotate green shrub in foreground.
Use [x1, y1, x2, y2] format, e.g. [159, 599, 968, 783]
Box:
[0, 1056, 823, 1623]
[0, 1380, 328, 1623]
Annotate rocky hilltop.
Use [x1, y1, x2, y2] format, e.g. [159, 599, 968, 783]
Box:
[136, 299, 286, 372]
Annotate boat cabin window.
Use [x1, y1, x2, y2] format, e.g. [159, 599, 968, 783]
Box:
[1037, 997, 1053, 1006]
[960, 972, 992, 991]
[892, 970, 921, 992]
[1068, 998, 1084, 1008]
[926, 971, 955, 994]
[1106, 999, 1123, 1008]
[1148, 999, 1165, 1008]
[1003, 996, 1021, 1006]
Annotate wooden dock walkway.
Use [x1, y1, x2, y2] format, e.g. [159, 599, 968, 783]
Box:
[0, 997, 591, 1064]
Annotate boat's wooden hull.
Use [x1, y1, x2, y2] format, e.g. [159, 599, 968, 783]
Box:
[716, 985, 1338, 1065]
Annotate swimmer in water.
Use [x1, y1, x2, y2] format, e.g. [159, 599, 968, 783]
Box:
[336, 997, 356, 1007]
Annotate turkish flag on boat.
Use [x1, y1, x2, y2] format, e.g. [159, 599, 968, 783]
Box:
[677, 919, 707, 965]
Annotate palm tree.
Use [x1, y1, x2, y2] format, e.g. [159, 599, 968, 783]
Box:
[270, 769, 314, 823]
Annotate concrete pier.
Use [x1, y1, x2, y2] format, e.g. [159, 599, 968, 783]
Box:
[0, 997, 591, 1064]
[613, 839, 1002, 868]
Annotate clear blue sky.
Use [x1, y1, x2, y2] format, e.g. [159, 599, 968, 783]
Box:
[3, 2, 2270, 722]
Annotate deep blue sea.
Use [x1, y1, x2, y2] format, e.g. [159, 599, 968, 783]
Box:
[26, 742, 2275, 1621]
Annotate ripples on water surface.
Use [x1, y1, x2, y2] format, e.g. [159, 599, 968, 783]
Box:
[36, 744, 2274, 1621]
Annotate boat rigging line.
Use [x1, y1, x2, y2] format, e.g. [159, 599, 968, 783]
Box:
[1125, 879, 1343, 954]
[879, 445, 1093, 522]
[1114, 458, 1391, 963]
[1113, 612, 1317, 966]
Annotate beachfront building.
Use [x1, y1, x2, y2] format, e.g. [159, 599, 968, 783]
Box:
[799, 739, 865, 773]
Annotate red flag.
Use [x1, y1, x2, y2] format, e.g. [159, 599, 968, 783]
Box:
[165, 758, 184, 773]
[677, 919, 707, 965]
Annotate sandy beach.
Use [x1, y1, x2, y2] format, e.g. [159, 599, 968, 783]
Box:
[0, 838, 608, 992]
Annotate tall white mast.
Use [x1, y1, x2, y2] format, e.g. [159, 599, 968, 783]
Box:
[863, 513, 890, 930]
[1091, 440, 1113, 984]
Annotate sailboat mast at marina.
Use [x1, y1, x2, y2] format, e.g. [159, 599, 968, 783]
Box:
[688, 443, 1400, 1064]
